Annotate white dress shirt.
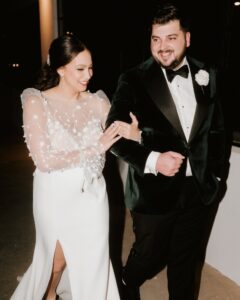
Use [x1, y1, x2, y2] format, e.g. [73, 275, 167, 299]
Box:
[144, 58, 196, 176]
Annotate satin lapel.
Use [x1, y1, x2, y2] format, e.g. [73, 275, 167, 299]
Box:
[188, 62, 209, 142]
[143, 61, 186, 140]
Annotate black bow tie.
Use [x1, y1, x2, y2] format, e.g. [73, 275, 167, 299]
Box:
[166, 65, 189, 82]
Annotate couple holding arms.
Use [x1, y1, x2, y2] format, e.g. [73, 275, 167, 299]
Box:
[11, 2, 228, 300]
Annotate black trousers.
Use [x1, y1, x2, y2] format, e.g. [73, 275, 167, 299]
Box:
[123, 177, 219, 300]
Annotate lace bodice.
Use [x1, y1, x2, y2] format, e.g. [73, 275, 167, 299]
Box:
[21, 88, 110, 178]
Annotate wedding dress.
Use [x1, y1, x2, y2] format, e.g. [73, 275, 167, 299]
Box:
[10, 88, 120, 300]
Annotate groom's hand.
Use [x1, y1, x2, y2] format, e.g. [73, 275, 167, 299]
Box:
[114, 112, 141, 142]
[156, 151, 184, 177]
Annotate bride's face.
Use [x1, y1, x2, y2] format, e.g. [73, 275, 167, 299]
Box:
[58, 49, 93, 92]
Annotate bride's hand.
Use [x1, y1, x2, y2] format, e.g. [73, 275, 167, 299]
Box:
[114, 112, 141, 142]
[99, 123, 121, 152]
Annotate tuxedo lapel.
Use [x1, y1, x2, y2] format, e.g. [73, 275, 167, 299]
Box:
[143, 60, 186, 141]
[188, 61, 209, 142]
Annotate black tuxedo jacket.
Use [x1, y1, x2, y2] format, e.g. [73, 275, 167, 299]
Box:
[106, 56, 227, 214]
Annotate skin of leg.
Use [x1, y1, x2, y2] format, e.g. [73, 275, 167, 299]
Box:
[43, 241, 66, 300]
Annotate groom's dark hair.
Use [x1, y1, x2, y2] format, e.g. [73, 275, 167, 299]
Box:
[151, 1, 190, 32]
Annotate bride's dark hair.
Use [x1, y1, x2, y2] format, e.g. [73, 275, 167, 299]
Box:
[34, 34, 88, 91]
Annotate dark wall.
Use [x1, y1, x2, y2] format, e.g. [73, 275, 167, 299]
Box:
[0, 2, 41, 138]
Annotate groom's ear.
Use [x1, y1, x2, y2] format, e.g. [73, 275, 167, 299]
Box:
[186, 32, 191, 48]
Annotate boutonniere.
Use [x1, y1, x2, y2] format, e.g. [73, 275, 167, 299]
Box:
[195, 69, 209, 86]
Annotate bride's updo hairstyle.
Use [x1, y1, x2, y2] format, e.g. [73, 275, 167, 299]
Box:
[35, 34, 88, 91]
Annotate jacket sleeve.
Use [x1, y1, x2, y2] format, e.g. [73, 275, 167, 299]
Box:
[106, 72, 152, 176]
[208, 69, 229, 181]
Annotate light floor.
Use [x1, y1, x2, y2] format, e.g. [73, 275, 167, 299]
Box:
[0, 137, 240, 299]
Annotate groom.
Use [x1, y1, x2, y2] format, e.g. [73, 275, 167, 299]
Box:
[106, 2, 228, 300]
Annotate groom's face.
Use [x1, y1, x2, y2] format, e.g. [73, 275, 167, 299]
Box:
[150, 20, 190, 69]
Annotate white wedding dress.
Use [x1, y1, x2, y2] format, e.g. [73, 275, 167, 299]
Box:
[11, 88, 120, 300]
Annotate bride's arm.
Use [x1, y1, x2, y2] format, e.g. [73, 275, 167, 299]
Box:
[22, 92, 120, 173]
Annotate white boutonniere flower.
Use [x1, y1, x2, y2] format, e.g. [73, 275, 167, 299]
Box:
[195, 69, 209, 86]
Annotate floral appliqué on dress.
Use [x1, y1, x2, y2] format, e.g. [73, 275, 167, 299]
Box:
[21, 88, 110, 181]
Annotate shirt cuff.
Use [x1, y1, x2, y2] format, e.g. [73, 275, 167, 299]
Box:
[144, 151, 160, 175]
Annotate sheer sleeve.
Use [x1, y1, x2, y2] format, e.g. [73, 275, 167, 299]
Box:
[22, 89, 103, 173]
[95, 90, 111, 129]
[22, 89, 84, 172]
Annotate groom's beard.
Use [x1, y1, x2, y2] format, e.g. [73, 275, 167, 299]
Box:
[154, 47, 187, 70]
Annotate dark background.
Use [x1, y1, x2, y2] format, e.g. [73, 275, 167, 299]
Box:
[0, 0, 239, 141]
[0, 2, 238, 297]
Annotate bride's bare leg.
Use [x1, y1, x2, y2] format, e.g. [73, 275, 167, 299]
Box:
[43, 241, 66, 300]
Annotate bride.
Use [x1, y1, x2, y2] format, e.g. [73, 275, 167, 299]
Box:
[10, 34, 140, 300]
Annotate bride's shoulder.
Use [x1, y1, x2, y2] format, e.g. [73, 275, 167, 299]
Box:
[21, 87, 40, 97]
[21, 88, 44, 106]
[84, 90, 108, 101]
[91, 90, 110, 108]
[95, 90, 109, 102]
